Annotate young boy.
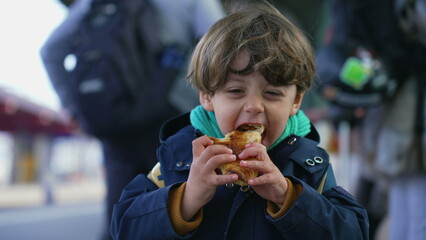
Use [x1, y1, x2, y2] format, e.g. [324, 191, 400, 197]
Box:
[110, 2, 369, 239]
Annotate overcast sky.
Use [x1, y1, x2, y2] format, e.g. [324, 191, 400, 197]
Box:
[0, 1, 66, 111]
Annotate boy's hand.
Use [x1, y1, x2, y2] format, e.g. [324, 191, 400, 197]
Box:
[182, 135, 238, 221]
[238, 143, 288, 206]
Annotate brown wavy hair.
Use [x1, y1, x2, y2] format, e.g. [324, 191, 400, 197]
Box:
[187, 1, 315, 95]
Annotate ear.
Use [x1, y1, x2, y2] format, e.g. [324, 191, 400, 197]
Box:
[290, 91, 305, 116]
[199, 91, 214, 111]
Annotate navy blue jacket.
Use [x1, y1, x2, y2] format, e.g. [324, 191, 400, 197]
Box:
[111, 113, 369, 239]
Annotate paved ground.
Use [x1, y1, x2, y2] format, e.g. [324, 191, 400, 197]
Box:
[0, 179, 108, 240]
[0, 179, 105, 208]
[0, 201, 107, 240]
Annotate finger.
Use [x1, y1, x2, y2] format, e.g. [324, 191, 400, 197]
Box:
[248, 173, 274, 186]
[205, 144, 233, 156]
[242, 160, 276, 180]
[200, 144, 233, 165]
[240, 159, 265, 171]
[209, 173, 239, 186]
[238, 143, 267, 160]
[192, 136, 213, 157]
[238, 149, 259, 161]
[204, 152, 236, 172]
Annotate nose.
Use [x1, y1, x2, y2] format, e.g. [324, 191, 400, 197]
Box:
[244, 94, 264, 114]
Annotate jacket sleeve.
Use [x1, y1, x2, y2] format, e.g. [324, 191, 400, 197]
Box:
[267, 176, 369, 240]
[110, 174, 188, 240]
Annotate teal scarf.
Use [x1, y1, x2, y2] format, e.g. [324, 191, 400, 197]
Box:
[189, 105, 311, 150]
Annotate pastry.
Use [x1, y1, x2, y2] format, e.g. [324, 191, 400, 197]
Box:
[209, 124, 265, 186]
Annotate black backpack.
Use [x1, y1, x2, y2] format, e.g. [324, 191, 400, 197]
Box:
[67, 0, 188, 138]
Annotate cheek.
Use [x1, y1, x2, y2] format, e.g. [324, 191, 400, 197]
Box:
[215, 110, 237, 134]
[210, 100, 237, 134]
[265, 110, 290, 146]
[270, 119, 287, 141]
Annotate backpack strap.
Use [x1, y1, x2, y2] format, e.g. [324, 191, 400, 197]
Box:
[147, 162, 165, 188]
[317, 164, 337, 194]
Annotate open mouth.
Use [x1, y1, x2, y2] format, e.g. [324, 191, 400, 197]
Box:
[236, 123, 265, 134]
[236, 123, 266, 144]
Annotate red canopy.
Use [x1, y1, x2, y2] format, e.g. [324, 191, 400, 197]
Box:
[0, 88, 76, 136]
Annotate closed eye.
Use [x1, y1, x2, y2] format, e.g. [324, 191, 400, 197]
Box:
[227, 88, 245, 94]
[265, 90, 283, 97]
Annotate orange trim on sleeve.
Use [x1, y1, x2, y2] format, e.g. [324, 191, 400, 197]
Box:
[168, 182, 203, 235]
[267, 177, 303, 218]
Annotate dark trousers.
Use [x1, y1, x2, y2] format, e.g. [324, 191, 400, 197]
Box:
[101, 132, 159, 240]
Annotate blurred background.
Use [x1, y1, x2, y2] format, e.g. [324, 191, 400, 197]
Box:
[1, 0, 406, 239]
[0, 1, 106, 239]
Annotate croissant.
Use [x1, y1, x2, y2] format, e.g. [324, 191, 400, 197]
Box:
[209, 124, 265, 186]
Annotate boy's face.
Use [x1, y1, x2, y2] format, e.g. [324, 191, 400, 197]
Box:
[200, 51, 304, 148]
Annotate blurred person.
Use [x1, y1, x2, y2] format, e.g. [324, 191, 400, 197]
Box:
[315, 0, 426, 239]
[110, 1, 369, 239]
[40, 0, 225, 239]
